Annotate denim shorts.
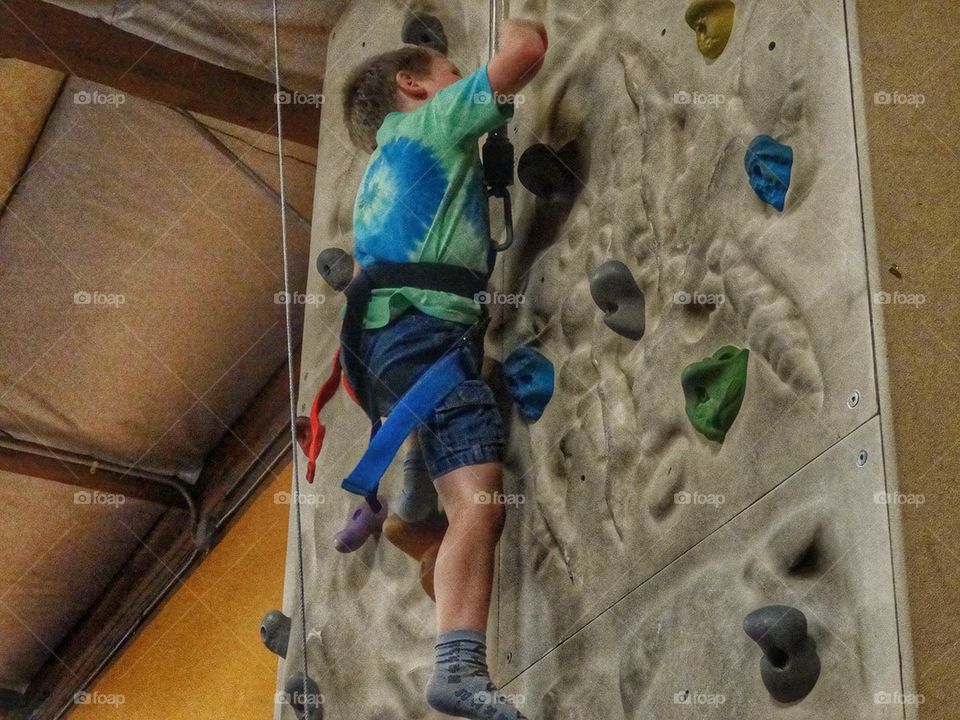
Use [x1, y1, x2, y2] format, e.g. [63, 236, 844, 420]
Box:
[343, 308, 505, 479]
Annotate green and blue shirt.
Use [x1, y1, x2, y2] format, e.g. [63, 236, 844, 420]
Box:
[352, 64, 514, 329]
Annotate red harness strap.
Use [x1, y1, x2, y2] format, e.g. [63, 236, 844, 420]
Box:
[305, 349, 360, 484]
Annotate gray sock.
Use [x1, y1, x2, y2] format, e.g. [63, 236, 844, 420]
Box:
[426, 629, 527, 720]
[395, 447, 438, 523]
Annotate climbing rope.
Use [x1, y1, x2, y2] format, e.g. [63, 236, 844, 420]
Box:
[269, 0, 311, 714]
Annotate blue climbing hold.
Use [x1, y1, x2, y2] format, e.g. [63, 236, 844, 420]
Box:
[503, 346, 554, 423]
[744, 135, 794, 212]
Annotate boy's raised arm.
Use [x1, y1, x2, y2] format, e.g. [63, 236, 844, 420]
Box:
[487, 19, 548, 97]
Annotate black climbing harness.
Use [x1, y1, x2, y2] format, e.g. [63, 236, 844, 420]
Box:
[339, 261, 490, 423]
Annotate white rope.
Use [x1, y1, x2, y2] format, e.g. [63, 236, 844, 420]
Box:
[269, 0, 311, 713]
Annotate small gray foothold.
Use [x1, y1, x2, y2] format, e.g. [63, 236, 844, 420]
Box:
[284, 672, 323, 720]
[589, 260, 646, 341]
[316, 248, 354, 292]
[401, 13, 448, 55]
[743, 605, 821, 703]
[260, 610, 291, 659]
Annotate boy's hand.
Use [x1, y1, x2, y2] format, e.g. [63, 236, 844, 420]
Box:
[507, 19, 548, 51]
[488, 19, 548, 98]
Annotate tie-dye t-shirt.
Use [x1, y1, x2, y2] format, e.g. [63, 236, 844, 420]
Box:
[352, 64, 514, 329]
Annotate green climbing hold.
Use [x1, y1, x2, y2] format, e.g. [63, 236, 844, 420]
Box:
[681, 346, 749, 443]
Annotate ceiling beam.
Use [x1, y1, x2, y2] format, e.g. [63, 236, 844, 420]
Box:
[0, 438, 190, 509]
[0, 0, 321, 147]
[195, 351, 300, 526]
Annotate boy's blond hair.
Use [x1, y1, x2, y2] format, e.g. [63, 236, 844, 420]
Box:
[342, 46, 438, 152]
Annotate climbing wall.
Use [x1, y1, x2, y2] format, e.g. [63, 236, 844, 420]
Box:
[280, 0, 909, 718]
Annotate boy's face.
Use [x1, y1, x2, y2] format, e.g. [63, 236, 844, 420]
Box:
[396, 55, 463, 109]
[422, 56, 463, 97]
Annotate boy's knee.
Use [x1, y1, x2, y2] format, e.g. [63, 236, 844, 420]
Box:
[457, 495, 505, 536]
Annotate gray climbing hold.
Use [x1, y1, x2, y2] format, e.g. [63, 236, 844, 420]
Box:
[518, 144, 577, 202]
[743, 605, 821, 703]
[589, 260, 646, 341]
[284, 672, 324, 720]
[402, 13, 448, 55]
[316, 248, 354, 292]
[260, 610, 291, 659]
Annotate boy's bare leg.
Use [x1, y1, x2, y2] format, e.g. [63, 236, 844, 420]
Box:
[425, 462, 526, 718]
[432, 462, 504, 632]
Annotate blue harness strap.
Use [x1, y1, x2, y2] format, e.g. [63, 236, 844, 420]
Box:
[341, 343, 471, 498]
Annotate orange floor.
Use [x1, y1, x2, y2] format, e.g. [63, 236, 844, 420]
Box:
[69, 467, 291, 719]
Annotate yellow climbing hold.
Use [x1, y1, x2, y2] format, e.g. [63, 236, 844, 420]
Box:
[685, 0, 736, 60]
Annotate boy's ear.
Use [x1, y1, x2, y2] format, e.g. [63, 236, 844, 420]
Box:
[396, 70, 429, 103]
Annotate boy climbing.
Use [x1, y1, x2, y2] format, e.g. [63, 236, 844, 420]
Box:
[339, 18, 547, 720]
